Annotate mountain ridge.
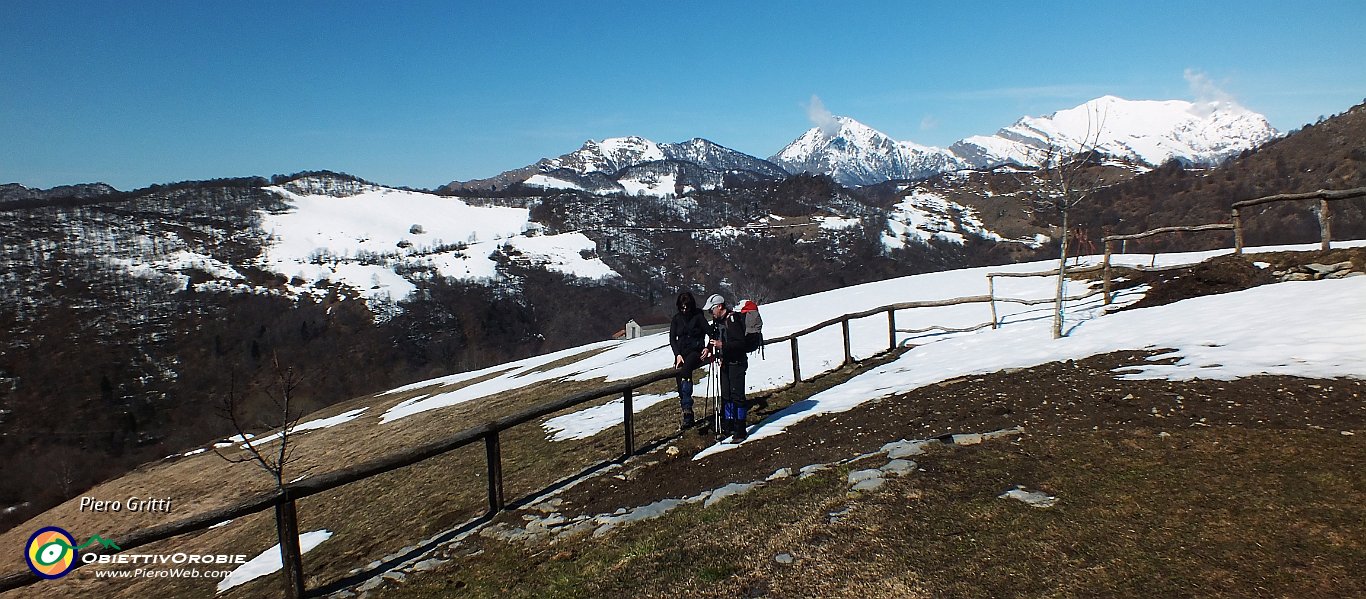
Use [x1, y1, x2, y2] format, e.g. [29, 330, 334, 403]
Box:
[950, 95, 1278, 170]
[441, 136, 789, 196]
[447, 95, 1280, 192]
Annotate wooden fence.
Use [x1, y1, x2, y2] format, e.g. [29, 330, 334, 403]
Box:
[1099, 187, 1366, 304]
[1231, 187, 1366, 253]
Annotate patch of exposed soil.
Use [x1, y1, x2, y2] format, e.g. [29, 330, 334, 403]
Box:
[1118, 254, 1274, 310]
[1119, 245, 1366, 311]
[556, 353, 1363, 518]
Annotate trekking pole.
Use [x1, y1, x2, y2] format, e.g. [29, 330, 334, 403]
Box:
[715, 357, 726, 439]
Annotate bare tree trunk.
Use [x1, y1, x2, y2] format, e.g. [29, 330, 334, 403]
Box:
[274, 500, 306, 599]
[1053, 208, 1070, 339]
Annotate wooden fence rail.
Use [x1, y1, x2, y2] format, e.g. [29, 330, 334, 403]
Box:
[1096, 187, 1366, 304]
[1230, 187, 1366, 253]
[895, 286, 1111, 342]
[1099, 224, 1235, 304]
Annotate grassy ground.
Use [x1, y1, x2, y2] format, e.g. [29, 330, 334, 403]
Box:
[380, 427, 1363, 598]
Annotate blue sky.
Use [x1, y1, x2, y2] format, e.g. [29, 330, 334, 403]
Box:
[2, 1, 1363, 190]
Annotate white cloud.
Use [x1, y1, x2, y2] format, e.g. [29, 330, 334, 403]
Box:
[805, 95, 841, 138]
[1184, 68, 1241, 114]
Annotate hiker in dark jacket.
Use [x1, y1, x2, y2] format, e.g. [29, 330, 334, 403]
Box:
[669, 291, 708, 429]
[701, 293, 749, 442]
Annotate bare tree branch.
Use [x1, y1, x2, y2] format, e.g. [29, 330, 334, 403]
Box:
[213, 358, 307, 490]
[212, 374, 258, 466]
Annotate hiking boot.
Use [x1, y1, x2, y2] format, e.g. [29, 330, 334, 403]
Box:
[731, 426, 748, 443]
[681, 409, 695, 430]
[718, 418, 734, 441]
[731, 420, 749, 442]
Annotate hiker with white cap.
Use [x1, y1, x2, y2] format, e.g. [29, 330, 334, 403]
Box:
[701, 293, 750, 442]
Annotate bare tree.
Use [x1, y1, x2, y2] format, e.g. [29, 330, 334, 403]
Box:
[214, 355, 307, 598]
[1027, 104, 1109, 338]
[214, 356, 305, 488]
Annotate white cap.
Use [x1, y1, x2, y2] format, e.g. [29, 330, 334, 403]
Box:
[702, 294, 726, 310]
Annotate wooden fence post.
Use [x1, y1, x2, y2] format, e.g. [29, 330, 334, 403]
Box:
[887, 308, 896, 350]
[1232, 208, 1244, 254]
[622, 388, 634, 458]
[275, 499, 306, 599]
[1320, 198, 1332, 251]
[484, 431, 504, 514]
[790, 337, 801, 384]
[988, 275, 998, 329]
[841, 318, 852, 366]
[1102, 240, 1113, 305]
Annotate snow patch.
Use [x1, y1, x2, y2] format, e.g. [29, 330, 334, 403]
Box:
[244, 408, 369, 447]
[217, 530, 333, 593]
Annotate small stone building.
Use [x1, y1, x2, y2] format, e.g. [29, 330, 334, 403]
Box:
[624, 315, 671, 339]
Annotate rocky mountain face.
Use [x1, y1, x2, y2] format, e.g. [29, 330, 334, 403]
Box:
[0, 182, 120, 206]
[770, 116, 967, 188]
[660, 138, 790, 179]
[442, 137, 789, 197]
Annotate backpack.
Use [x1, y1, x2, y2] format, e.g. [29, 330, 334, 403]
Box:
[736, 299, 764, 355]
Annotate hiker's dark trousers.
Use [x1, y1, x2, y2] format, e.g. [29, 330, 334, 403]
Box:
[720, 359, 747, 423]
[676, 350, 702, 410]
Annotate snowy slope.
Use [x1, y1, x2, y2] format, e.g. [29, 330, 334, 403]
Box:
[882, 188, 1046, 250]
[354, 241, 1364, 457]
[247, 183, 619, 314]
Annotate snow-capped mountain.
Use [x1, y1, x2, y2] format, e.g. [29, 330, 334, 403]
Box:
[769, 116, 967, 188]
[542, 136, 666, 174]
[444, 137, 788, 196]
[772, 96, 1279, 187]
[542, 136, 788, 179]
[450, 96, 1277, 193]
[950, 96, 1278, 169]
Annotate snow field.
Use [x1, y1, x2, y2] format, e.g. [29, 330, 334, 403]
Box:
[255, 186, 620, 311]
[313, 241, 1363, 460]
